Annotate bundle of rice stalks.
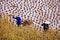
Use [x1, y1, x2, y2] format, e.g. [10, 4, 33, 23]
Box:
[21, 18, 33, 27]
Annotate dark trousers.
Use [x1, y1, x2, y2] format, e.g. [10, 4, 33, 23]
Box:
[16, 22, 20, 27]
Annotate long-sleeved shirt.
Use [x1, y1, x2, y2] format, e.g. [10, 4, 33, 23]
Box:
[13, 16, 21, 24]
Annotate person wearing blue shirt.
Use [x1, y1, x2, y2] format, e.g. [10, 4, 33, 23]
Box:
[12, 16, 21, 26]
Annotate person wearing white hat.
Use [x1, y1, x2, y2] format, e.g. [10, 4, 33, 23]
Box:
[41, 20, 50, 31]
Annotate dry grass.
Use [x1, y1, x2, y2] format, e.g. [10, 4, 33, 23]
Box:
[0, 18, 60, 40]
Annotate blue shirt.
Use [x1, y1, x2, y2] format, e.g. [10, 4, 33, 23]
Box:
[13, 16, 21, 24]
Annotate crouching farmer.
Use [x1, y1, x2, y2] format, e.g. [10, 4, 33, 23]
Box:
[8, 14, 21, 27]
[13, 16, 21, 26]
[41, 21, 50, 31]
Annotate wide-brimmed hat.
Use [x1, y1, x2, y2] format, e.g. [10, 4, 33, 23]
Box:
[45, 21, 50, 24]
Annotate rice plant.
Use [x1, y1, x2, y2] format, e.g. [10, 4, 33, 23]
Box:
[0, 17, 60, 40]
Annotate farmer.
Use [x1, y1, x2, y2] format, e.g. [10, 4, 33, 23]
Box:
[8, 14, 21, 26]
[41, 21, 50, 31]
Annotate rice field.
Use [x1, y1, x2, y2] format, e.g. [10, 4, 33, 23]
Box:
[0, 18, 60, 40]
